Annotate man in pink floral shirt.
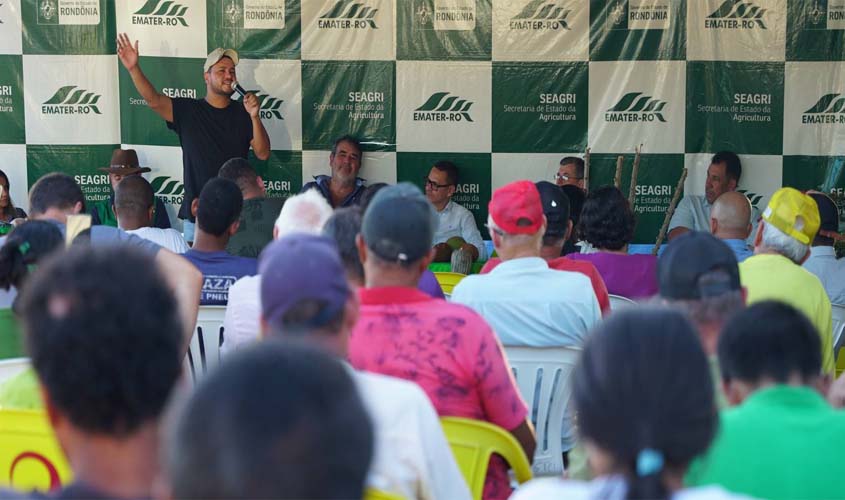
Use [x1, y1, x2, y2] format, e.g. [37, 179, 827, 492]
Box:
[350, 182, 535, 500]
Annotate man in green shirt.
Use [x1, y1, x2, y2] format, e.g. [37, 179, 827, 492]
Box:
[687, 301, 843, 500]
[90, 148, 172, 230]
[218, 157, 284, 258]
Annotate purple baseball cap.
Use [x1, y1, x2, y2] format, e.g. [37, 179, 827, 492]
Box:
[259, 233, 350, 331]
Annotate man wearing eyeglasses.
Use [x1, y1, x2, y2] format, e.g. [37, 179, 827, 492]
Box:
[424, 161, 486, 262]
[555, 157, 585, 190]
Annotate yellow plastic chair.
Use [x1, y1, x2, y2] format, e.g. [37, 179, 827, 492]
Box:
[364, 488, 405, 500]
[434, 272, 467, 297]
[0, 409, 72, 491]
[441, 417, 532, 500]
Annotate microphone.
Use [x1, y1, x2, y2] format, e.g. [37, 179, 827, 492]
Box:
[231, 80, 248, 98]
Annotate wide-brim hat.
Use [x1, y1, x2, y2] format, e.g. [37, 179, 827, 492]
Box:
[99, 149, 151, 175]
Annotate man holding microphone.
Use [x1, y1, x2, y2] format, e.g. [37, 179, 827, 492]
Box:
[117, 34, 271, 242]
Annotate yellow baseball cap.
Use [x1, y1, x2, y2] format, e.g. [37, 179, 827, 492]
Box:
[761, 187, 820, 245]
[203, 48, 239, 73]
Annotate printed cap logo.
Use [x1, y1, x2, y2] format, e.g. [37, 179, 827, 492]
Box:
[705, 0, 767, 29]
[41, 86, 102, 115]
[132, 0, 189, 27]
[802, 93, 845, 124]
[318, 0, 379, 29]
[605, 91, 667, 123]
[510, 0, 571, 30]
[413, 92, 474, 122]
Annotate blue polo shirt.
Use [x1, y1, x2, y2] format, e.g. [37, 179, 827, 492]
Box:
[721, 238, 753, 263]
[452, 257, 600, 347]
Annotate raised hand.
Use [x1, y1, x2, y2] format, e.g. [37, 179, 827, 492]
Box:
[117, 33, 139, 71]
[243, 92, 260, 119]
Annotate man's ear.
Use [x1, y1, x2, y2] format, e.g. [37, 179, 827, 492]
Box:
[356, 234, 368, 265]
[73, 201, 84, 214]
[728, 178, 738, 191]
[710, 217, 718, 235]
[228, 220, 241, 236]
[190, 198, 199, 218]
[256, 175, 266, 196]
[753, 221, 764, 248]
[259, 316, 270, 339]
[343, 288, 360, 333]
[447, 185, 456, 197]
[418, 247, 436, 275]
[40, 385, 60, 427]
[563, 219, 573, 242]
[799, 247, 811, 265]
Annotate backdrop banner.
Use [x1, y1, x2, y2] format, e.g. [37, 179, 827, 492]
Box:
[3, 0, 845, 241]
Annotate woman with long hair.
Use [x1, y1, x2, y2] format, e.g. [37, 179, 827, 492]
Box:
[0, 169, 27, 226]
[513, 308, 743, 500]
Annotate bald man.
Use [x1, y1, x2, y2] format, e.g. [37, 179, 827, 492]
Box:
[709, 191, 753, 262]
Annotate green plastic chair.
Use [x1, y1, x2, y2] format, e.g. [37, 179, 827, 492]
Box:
[440, 417, 532, 500]
[0, 309, 24, 360]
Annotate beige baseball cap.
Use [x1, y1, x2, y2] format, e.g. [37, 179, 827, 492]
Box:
[204, 48, 239, 73]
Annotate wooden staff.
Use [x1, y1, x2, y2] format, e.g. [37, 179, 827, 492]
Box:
[652, 168, 688, 256]
[583, 147, 591, 192]
[614, 155, 624, 189]
[628, 144, 642, 205]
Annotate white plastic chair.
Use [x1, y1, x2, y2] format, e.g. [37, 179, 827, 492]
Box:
[832, 304, 845, 358]
[0, 358, 30, 385]
[505, 345, 582, 477]
[184, 306, 227, 383]
[608, 294, 636, 311]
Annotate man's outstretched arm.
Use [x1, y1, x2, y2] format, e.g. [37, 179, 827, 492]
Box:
[117, 33, 173, 123]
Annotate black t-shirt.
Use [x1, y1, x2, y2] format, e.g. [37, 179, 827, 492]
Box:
[167, 97, 253, 220]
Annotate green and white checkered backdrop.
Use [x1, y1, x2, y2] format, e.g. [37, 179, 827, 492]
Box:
[2, 0, 845, 242]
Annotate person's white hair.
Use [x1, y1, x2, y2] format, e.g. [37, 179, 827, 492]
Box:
[274, 189, 333, 238]
[760, 221, 809, 264]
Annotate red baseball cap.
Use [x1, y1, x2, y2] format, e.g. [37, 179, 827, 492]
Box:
[489, 180, 544, 234]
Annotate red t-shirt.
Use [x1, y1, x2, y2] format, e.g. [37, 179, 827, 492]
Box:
[481, 257, 611, 314]
[349, 287, 529, 500]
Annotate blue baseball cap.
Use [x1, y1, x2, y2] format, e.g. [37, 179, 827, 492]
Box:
[259, 234, 350, 331]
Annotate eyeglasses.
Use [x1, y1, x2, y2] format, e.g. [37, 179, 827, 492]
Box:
[555, 172, 584, 182]
[423, 177, 453, 190]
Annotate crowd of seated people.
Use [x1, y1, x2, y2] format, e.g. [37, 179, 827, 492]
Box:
[2, 139, 845, 500]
